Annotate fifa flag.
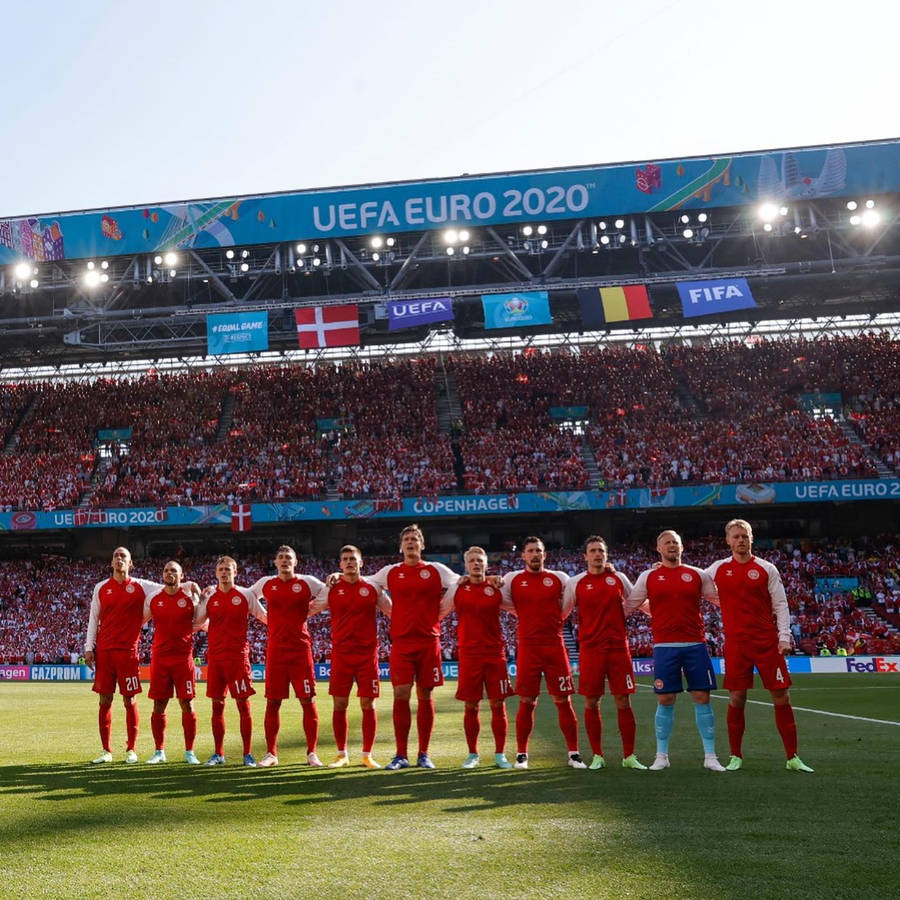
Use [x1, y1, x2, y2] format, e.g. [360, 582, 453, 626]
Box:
[577, 284, 653, 326]
[231, 504, 252, 532]
[676, 277, 756, 318]
[295, 304, 360, 348]
[482, 291, 553, 330]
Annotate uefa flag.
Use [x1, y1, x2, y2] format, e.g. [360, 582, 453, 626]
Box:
[295, 305, 360, 349]
[231, 504, 252, 532]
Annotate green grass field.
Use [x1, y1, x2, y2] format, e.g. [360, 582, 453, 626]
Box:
[1, 674, 898, 899]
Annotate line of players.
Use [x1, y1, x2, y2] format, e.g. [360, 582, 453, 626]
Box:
[84, 519, 813, 773]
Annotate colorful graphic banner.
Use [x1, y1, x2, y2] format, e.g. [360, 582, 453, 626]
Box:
[387, 297, 454, 330]
[482, 291, 553, 330]
[3, 142, 893, 264]
[677, 277, 757, 318]
[206, 311, 269, 355]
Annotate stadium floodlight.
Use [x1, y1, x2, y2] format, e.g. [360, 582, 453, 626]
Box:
[617, 234, 627, 244]
[536, 224, 547, 235]
[14, 262, 32, 281]
[458, 229, 470, 242]
[541, 239, 549, 249]
[386, 237, 396, 247]
[168, 269, 176, 278]
[763, 222, 773, 232]
[446, 246, 455, 256]
[598, 220, 607, 230]
[846, 200, 858, 211]
[312, 257, 322, 267]
[371, 252, 380, 261]
[849, 214, 862, 225]
[240, 262, 250, 272]
[865, 199, 875, 209]
[600, 234, 610, 245]
[296, 243, 307, 254]
[680, 214, 690, 224]
[29, 278, 39, 289]
[522, 225, 533, 236]
[86, 260, 96, 270]
[779, 206, 788, 216]
[861, 209, 881, 227]
[241, 249, 250, 259]
[371, 236, 384, 249]
[163, 252, 177, 266]
[296, 257, 305, 268]
[83, 269, 101, 288]
[683, 228, 694, 239]
[100, 273, 109, 283]
[462, 245, 470, 254]
[614, 219, 625, 229]
[100, 260, 109, 270]
[697, 212, 708, 223]
[758, 203, 779, 222]
[225, 249, 235, 259]
[443, 230, 458, 244]
[154, 255, 163, 265]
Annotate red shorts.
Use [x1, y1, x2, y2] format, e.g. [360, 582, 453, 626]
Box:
[390, 639, 444, 688]
[515, 642, 574, 697]
[723, 640, 792, 692]
[265, 648, 316, 700]
[92, 648, 142, 697]
[330, 650, 380, 699]
[206, 654, 255, 700]
[456, 653, 512, 703]
[149, 655, 196, 701]
[578, 646, 636, 697]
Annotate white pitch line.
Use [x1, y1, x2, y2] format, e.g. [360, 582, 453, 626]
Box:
[709, 693, 900, 727]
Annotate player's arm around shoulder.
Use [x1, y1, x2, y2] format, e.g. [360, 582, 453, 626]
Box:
[439, 581, 459, 619]
[499, 571, 517, 613]
[561, 573, 582, 618]
[696, 566, 719, 604]
[624, 569, 650, 615]
[240, 585, 268, 624]
[308, 582, 330, 617]
[432, 560, 461, 592]
[367, 578, 392, 618]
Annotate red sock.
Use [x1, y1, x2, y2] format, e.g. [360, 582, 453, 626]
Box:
[151, 712, 167, 750]
[393, 699, 411, 758]
[333, 709, 349, 751]
[463, 706, 480, 754]
[727, 705, 746, 757]
[516, 701, 536, 754]
[182, 711, 197, 751]
[235, 698, 252, 755]
[361, 707, 377, 754]
[490, 704, 508, 754]
[302, 702, 319, 754]
[125, 703, 140, 751]
[617, 707, 636, 758]
[774, 704, 798, 758]
[556, 698, 579, 753]
[584, 706, 603, 756]
[98, 703, 112, 752]
[416, 695, 435, 756]
[264, 703, 281, 755]
[211, 703, 226, 755]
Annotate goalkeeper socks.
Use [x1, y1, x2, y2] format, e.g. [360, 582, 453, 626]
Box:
[693, 702, 717, 755]
[727, 704, 745, 757]
[654, 704, 675, 755]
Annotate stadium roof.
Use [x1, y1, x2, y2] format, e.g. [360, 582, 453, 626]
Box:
[0, 138, 897, 370]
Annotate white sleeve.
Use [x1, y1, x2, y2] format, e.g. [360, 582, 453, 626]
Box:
[135, 577, 163, 597]
[616, 572, 634, 596]
[432, 561, 461, 591]
[764, 560, 791, 643]
[500, 571, 516, 607]
[369, 565, 392, 592]
[238, 585, 267, 622]
[247, 577, 269, 600]
[84, 582, 102, 652]
[302, 575, 326, 596]
[562, 574, 581, 608]
[624, 570, 650, 613]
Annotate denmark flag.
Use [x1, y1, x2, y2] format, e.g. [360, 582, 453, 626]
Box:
[295, 304, 360, 349]
[231, 504, 252, 532]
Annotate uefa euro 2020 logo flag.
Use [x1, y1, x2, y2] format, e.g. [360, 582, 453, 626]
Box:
[504, 296, 529, 317]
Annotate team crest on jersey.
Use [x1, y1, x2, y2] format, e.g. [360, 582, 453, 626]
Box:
[125, 583, 135, 593]
[542, 577, 554, 587]
[747, 569, 761, 580]
[420, 569, 431, 580]
[232, 596, 242, 605]
[177, 598, 187, 607]
[654, 679, 664, 689]
[292, 583, 302, 592]
[359, 586, 370, 597]
[681, 573, 693, 583]
[484, 586, 495, 596]
[605, 576, 617, 586]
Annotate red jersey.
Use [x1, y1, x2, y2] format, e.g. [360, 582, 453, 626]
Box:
[501, 569, 569, 648]
[563, 571, 633, 650]
[147, 587, 195, 658]
[371, 561, 457, 644]
[451, 581, 505, 657]
[203, 587, 260, 659]
[86, 576, 160, 653]
[322, 577, 381, 655]
[249, 574, 324, 657]
[627, 564, 717, 644]
[706, 556, 790, 645]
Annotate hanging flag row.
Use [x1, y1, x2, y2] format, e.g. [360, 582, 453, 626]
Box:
[205, 278, 759, 355]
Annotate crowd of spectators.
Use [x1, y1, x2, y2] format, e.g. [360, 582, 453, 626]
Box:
[0, 333, 898, 510]
[2, 536, 897, 667]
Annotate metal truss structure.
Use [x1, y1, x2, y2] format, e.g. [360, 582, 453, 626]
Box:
[0, 194, 897, 371]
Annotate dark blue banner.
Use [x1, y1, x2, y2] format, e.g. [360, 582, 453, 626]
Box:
[676, 277, 756, 318]
[387, 297, 454, 331]
[206, 311, 269, 355]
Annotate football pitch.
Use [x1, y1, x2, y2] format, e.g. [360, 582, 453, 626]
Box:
[1, 674, 897, 899]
